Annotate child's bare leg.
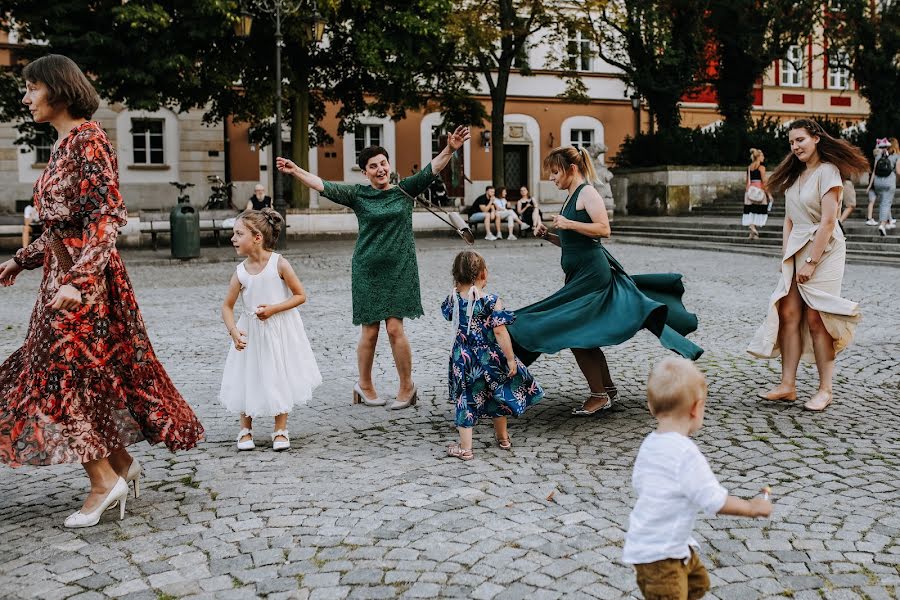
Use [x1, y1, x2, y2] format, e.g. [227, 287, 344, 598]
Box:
[492, 417, 509, 441]
[240, 413, 253, 441]
[457, 427, 473, 450]
[274, 413, 288, 441]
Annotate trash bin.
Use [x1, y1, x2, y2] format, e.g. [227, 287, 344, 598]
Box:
[170, 203, 200, 259]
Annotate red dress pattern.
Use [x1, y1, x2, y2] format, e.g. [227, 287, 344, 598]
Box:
[0, 121, 204, 467]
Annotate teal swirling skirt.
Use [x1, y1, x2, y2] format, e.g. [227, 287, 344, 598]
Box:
[508, 244, 703, 365]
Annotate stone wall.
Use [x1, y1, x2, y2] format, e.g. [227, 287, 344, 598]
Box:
[611, 166, 746, 216]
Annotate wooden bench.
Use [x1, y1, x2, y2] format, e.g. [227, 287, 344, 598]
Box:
[139, 209, 238, 250]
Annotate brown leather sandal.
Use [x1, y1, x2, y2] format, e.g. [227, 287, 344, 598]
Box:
[496, 435, 512, 450]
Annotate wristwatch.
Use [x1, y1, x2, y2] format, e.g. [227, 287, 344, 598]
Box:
[805, 257, 819, 265]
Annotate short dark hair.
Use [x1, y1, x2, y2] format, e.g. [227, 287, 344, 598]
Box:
[358, 146, 389, 170]
[485, 185, 494, 192]
[23, 54, 100, 120]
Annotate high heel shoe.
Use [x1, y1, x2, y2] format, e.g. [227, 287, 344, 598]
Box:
[64, 477, 128, 528]
[353, 382, 386, 407]
[804, 390, 833, 411]
[389, 385, 418, 410]
[572, 391, 612, 416]
[758, 388, 797, 401]
[125, 458, 142, 499]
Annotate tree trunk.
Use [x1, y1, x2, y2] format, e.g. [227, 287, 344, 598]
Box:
[290, 82, 310, 209]
[490, 92, 506, 189]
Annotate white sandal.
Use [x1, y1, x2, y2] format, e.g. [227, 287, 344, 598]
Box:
[272, 429, 290, 452]
[236, 428, 255, 451]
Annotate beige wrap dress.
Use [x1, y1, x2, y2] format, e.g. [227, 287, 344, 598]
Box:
[747, 162, 860, 362]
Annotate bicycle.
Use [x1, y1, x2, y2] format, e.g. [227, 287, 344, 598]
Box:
[204, 175, 237, 210]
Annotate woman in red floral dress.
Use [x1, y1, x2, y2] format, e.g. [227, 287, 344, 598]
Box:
[0, 55, 204, 527]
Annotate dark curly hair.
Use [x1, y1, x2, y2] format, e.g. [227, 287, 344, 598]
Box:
[23, 54, 100, 120]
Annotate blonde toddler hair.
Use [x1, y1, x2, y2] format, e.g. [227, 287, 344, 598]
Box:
[646, 357, 707, 416]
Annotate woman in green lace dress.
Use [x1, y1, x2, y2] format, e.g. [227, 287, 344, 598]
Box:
[508, 147, 703, 415]
[276, 126, 469, 409]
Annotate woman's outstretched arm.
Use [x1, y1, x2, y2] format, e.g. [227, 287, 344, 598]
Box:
[275, 157, 325, 192]
[429, 126, 470, 175]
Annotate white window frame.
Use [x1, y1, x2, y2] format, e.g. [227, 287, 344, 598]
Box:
[354, 124, 383, 163]
[131, 118, 165, 165]
[781, 45, 804, 87]
[570, 129, 594, 150]
[567, 29, 594, 72]
[828, 50, 850, 90]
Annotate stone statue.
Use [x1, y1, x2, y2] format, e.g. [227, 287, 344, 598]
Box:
[586, 143, 614, 217]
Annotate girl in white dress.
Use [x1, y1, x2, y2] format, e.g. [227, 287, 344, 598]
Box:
[219, 209, 322, 450]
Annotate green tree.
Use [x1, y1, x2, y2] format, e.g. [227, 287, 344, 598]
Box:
[705, 0, 817, 163]
[825, 0, 900, 153]
[590, 0, 708, 132]
[0, 0, 482, 207]
[448, 0, 551, 188]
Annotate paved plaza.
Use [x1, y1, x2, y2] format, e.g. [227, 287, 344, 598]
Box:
[0, 238, 898, 600]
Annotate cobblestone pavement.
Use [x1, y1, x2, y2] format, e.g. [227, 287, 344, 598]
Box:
[1, 238, 898, 600]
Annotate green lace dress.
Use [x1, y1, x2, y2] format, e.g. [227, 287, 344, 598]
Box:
[321, 165, 436, 325]
[508, 184, 703, 364]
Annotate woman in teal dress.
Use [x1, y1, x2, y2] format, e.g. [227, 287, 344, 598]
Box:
[508, 146, 703, 415]
[276, 126, 470, 410]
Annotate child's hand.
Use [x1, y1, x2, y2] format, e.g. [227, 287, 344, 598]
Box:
[255, 304, 275, 320]
[507, 358, 518, 378]
[750, 497, 772, 518]
[230, 328, 247, 350]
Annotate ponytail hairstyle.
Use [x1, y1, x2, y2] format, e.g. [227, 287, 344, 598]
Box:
[451, 250, 487, 285]
[766, 118, 869, 195]
[749, 148, 764, 168]
[542, 146, 597, 183]
[238, 208, 284, 250]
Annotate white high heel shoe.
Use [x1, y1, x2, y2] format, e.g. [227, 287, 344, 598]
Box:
[64, 477, 128, 528]
[125, 458, 142, 498]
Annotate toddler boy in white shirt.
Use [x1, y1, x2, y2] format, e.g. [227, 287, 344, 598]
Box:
[623, 357, 772, 599]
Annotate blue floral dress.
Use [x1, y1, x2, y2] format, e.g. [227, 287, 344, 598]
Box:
[441, 292, 544, 428]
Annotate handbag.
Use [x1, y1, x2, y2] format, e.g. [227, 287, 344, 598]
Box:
[746, 185, 767, 204]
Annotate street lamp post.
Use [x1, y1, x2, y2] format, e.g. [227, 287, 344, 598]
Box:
[630, 94, 641, 137]
[235, 0, 325, 249]
[273, 3, 286, 248]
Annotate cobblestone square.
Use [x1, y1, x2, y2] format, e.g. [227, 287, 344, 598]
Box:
[1, 238, 898, 599]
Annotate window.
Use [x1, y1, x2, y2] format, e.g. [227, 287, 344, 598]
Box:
[781, 45, 804, 87]
[354, 124, 382, 162]
[32, 138, 52, 164]
[828, 50, 850, 90]
[570, 129, 594, 150]
[131, 119, 165, 164]
[431, 125, 448, 159]
[567, 29, 593, 72]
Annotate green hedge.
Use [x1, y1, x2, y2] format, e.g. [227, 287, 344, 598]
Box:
[613, 116, 861, 168]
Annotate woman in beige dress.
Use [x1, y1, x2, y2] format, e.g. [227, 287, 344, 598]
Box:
[748, 119, 868, 411]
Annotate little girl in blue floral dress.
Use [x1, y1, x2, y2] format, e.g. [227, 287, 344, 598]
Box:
[441, 251, 544, 460]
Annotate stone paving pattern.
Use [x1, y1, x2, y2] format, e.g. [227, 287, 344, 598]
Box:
[1, 238, 898, 600]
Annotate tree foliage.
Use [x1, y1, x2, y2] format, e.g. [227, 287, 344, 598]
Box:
[825, 0, 900, 154]
[0, 0, 482, 206]
[706, 0, 817, 136]
[589, 0, 708, 131]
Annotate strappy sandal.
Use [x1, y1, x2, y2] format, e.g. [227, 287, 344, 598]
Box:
[447, 444, 474, 461]
[496, 435, 512, 450]
[606, 386, 618, 404]
[572, 391, 612, 416]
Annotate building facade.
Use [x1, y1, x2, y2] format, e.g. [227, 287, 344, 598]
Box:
[2, 23, 870, 213]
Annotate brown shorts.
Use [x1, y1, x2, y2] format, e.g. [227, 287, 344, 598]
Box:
[633, 549, 710, 600]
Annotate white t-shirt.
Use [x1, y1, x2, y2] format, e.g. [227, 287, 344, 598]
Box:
[622, 432, 728, 565]
[24, 205, 38, 221]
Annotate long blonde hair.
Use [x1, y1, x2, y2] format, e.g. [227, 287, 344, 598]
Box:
[891, 138, 900, 155]
[542, 146, 597, 183]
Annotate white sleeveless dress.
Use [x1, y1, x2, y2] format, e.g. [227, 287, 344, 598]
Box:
[219, 252, 322, 416]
